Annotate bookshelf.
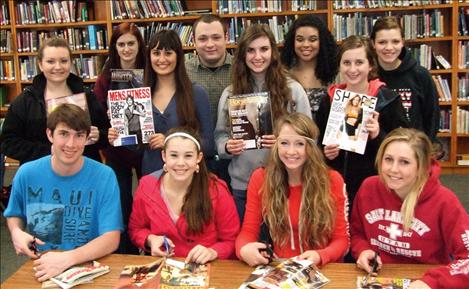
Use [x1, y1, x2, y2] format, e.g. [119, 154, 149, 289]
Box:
[0, 0, 467, 174]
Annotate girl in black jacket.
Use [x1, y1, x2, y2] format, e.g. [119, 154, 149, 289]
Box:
[0, 37, 108, 164]
[316, 35, 409, 215]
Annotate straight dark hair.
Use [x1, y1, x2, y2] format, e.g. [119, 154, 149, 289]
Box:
[144, 30, 199, 130]
[47, 103, 91, 136]
[163, 127, 214, 235]
[102, 23, 146, 83]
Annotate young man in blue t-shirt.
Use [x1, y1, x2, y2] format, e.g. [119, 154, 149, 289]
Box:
[4, 103, 123, 282]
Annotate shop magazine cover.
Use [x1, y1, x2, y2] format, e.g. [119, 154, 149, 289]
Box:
[114, 259, 164, 289]
[228, 91, 273, 149]
[357, 276, 412, 289]
[45, 92, 88, 115]
[159, 258, 210, 289]
[239, 258, 329, 289]
[110, 69, 144, 90]
[322, 88, 377, 154]
[42, 261, 110, 289]
[107, 86, 154, 146]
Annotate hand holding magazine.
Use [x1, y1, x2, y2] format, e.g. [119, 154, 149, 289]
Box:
[107, 87, 155, 146]
[228, 92, 273, 150]
[322, 89, 377, 154]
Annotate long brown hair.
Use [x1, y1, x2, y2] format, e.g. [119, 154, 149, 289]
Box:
[232, 24, 291, 119]
[376, 128, 432, 231]
[163, 127, 214, 235]
[102, 23, 146, 83]
[144, 30, 199, 130]
[262, 113, 335, 248]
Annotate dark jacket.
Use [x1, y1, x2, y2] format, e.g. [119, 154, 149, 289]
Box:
[378, 47, 439, 141]
[0, 73, 109, 164]
[316, 79, 409, 206]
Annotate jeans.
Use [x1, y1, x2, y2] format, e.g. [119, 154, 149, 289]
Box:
[232, 189, 247, 224]
[107, 159, 140, 255]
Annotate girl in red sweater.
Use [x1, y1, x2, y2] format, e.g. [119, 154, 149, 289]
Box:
[128, 127, 240, 264]
[351, 128, 469, 289]
[236, 113, 349, 267]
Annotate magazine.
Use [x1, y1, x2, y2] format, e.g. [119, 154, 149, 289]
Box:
[42, 261, 110, 289]
[45, 92, 88, 115]
[159, 258, 210, 289]
[227, 92, 273, 150]
[239, 258, 329, 289]
[111, 69, 144, 90]
[357, 276, 412, 289]
[114, 259, 164, 289]
[322, 89, 377, 154]
[107, 87, 154, 146]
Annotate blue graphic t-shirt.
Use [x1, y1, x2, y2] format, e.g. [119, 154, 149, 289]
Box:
[4, 156, 123, 251]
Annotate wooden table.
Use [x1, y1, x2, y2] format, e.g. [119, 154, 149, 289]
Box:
[1, 254, 437, 288]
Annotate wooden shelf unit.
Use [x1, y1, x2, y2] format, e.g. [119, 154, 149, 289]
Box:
[0, 0, 467, 174]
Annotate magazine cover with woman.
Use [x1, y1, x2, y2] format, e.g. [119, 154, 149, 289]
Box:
[322, 88, 377, 154]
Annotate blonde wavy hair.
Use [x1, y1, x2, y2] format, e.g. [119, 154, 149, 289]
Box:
[376, 128, 432, 231]
[262, 113, 335, 248]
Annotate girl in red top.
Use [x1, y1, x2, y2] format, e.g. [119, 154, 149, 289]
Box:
[351, 128, 469, 289]
[128, 127, 240, 264]
[236, 112, 349, 267]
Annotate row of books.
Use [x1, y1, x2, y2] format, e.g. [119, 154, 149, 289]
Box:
[0, 30, 12, 53]
[227, 16, 293, 44]
[133, 22, 194, 47]
[0, 2, 9, 25]
[110, 0, 184, 20]
[457, 107, 469, 133]
[0, 60, 15, 81]
[408, 43, 451, 70]
[458, 7, 469, 36]
[433, 75, 452, 101]
[16, 26, 107, 53]
[15, 0, 90, 25]
[333, 10, 445, 41]
[458, 41, 469, 69]
[217, 0, 317, 14]
[439, 109, 451, 132]
[458, 75, 469, 101]
[333, 0, 452, 9]
[19, 55, 105, 81]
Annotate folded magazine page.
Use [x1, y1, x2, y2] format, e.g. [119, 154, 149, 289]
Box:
[42, 261, 110, 289]
[108, 86, 154, 146]
[45, 92, 88, 115]
[110, 69, 144, 90]
[322, 89, 377, 154]
[239, 258, 329, 289]
[114, 259, 164, 289]
[228, 92, 273, 150]
[159, 258, 210, 289]
[357, 276, 412, 289]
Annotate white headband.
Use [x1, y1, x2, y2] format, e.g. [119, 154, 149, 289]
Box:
[277, 134, 317, 143]
[164, 132, 201, 150]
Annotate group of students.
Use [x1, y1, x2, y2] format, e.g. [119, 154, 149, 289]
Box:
[0, 13, 468, 289]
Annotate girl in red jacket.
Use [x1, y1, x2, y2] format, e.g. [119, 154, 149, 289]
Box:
[351, 128, 469, 289]
[128, 127, 240, 264]
[236, 112, 349, 267]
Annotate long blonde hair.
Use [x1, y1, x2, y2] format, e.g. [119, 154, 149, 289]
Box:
[262, 113, 335, 248]
[376, 128, 432, 231]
